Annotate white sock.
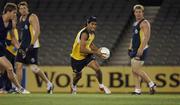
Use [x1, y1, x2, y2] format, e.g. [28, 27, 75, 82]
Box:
[135, 88, 141, 93]
[11, 83, 16, 89]
[71, 84, 77, 91]
[148, 81, 155, 88]
[99, 84, 104, 88]
[148, 81, 154, 88]
[71, 84, 76, 88]
[47, 82, 52, 89]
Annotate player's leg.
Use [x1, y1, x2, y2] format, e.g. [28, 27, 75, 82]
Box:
[72, 72, 82, 86]
[29, 64, 53, 94]
[0, 57, 29, 94]
[0, 68, 5, 93]
[30, 64, 49, 83]
[16, 62, 23, 83]
[131, 62, 142, 95]
[87, 60, 111, 94]
[16, 48, 27, 84]
[28, 48, 53, 94]
[131, 59, 141, 95]
[5, 53, 16, 93]
[87, 60, 102, 84]
[70, 57, 84, 94]
[131, 58, 156, 94]
[0, 57, 21, 89]
[131, 58, 152, 82]
[71, 72, 82, 94]
[4, 71, 12, 92]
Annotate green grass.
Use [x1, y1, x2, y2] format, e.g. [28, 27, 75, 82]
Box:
[0, 94, 179, 105]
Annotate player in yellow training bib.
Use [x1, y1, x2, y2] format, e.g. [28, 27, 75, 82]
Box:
[70, 16, 111, 94]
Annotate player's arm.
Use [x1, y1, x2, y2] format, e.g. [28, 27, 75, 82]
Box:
[128, 39, 132, 56]
[90, 43, 99, 51]
[10, 29, 19, 46]
[80, 33, 101, 55]
[128, 39, 132, 50]
[137, 20, 151, 56]
[80, 32, 94, 54]
[10, 29, 20, 49]
[10, 17, 20, 49]
[29, 14, 40, 45]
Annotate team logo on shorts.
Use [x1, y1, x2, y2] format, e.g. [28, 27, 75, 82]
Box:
[135, 29, 138, 34]
[24, 25, 28, 30]
[31, 58, 35, 63]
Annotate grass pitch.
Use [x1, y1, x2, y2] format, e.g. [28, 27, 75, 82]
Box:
[0, 93, 179, 105]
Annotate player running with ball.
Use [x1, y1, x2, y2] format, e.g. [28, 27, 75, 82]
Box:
[70, 16, 111, 94]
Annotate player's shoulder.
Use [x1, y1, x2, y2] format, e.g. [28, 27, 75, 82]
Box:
[81, 28, 89, 35]
[140, 19, 150, 27]
[30, 13, 38, 18]
[29, 13, 39, 22]
[79, 28, 89, 39]
[31, 13, 37, 16]
[142, 19, 150, 25]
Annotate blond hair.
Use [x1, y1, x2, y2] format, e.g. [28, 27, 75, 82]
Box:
[133, 4, 144, 12]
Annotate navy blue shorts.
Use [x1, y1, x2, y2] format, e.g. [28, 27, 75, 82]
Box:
[16, 48, 38, 65]
[129, 48, 148, 61]
[5, 50, 15, 67]
[0, 46, 7, 57]
[139, 48, 148, 60]
[71, 55, 95, 73]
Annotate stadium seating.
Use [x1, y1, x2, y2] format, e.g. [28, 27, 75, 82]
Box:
[109, 0, 180, 65]
[2, 0, 179, 65]
[147, 0, 180, 65]
[108, 6, 160, 65]
[26, 0, 133, 65]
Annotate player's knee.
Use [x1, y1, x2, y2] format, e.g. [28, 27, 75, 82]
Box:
[30, 65, 40, 73]
[131, 58, 144, 65]
[95, 70, 102, 74]
[131, 58, 136, 65]
[132, 69, 138, 74]
[93, 66, 101, 72]
[16, 65, 23, 72]
[6, 66, 13, 73]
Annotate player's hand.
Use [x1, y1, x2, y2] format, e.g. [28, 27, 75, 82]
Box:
[95, 48, 105, 57]
[134, 56, 140, 60]
[26, 44, 34, 52]
[95, 48, 107, 59]
[18, 48, 26, 59]
[128, 49, 132, 56]
[95, 48, 102, 56]
[137, 48, 143, 57]
[128, 49, 136, 58]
